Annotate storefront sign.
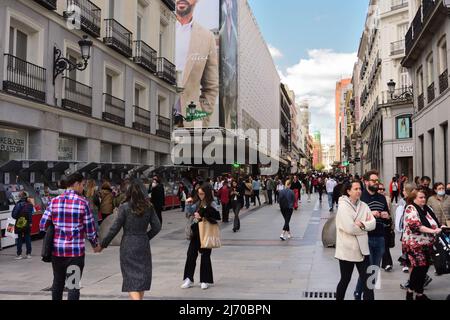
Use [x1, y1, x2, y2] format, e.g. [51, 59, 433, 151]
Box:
[0, 126, 27, 164]
[0, 136, 25, 153]
[58, 136, 76, 161]
[399, 145, 414, 153]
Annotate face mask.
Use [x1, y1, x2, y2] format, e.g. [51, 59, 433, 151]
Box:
[437, 191, 446, 197]
[369, 185, 379, 193]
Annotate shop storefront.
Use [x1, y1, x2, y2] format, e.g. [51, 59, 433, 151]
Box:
[0, 125, 28, 165]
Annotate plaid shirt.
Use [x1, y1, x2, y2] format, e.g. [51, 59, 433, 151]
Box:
[40, 190, 98, 257]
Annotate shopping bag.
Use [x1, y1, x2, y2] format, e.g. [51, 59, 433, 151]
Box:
[198, 219, 221, 249]
[5, 218, 18, 239]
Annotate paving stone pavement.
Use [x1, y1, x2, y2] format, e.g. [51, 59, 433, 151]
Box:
[0, 194, 449, 300]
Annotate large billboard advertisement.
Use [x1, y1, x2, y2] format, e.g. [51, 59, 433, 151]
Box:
[174, 0, 238, 129]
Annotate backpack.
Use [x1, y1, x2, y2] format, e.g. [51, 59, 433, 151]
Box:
[14, 202, 31, 233]
[279, 190, 290, 210]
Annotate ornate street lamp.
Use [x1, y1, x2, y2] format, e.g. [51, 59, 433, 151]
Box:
[387, 79, 413, 101]
[53, 35, 93, 85]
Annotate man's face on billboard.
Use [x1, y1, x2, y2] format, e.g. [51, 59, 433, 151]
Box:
[176, 0, 197, 17]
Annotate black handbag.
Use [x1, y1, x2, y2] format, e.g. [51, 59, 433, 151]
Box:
[41, 223, 54, 263]
[388, 229, 396, 248]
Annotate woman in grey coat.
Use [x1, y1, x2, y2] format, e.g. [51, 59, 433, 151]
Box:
[96, 181, 161, 300]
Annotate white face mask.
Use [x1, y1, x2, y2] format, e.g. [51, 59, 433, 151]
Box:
[437, 190, 446, 197]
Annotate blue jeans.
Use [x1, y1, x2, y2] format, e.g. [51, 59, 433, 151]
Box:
[328, 192, 334, 209]
[355, 236, 385, 299]
[16, 232, 32, 256]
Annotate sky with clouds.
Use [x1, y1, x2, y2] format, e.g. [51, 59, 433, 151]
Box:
[247, 0, 369, 145]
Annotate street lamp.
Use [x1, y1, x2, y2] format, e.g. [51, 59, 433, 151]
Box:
[387, 79, 413, 101]
[53, 35, 93, 85]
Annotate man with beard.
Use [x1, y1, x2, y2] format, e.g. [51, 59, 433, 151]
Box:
[175, 0, 219, 128]
[354, 170, 391, 300]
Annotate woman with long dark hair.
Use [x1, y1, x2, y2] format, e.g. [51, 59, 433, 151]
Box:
[96, 180, 161, 300]
[335, 180, 376, 300]
[181, 183, 221, 290]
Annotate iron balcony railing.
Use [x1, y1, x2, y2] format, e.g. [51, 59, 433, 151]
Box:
[3, 54, 46, 103]
[405, 27, 414, 55]
[427, 82, 435, 103]
[133, 106, 151, 134]
[65, 0, 101, 38]
[161, 0, 175, 11]
[133, 41, 157, 74]
[382, 88, 413, 103]
[157, 57, 176, 85]
[33, 0, 57, 10]
[418, 93, 425, 111]
[439, 69, 448, 93]
[104, 19, 133, 58]
[103, 93, 125, 126]
[390, 39, 405, 56]
[423, 0, 437, 20]
[62, 77, 92, 116]
[405, 0, 440, 58]
[391, 0, 408, 10]
[412, 6, 423, 39]
[157, 116, 171, 139]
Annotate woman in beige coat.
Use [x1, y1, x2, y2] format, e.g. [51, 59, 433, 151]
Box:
[335, 180, 376, 300]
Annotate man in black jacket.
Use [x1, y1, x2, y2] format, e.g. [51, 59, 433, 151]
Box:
[354, 170, 391, 300]
[149, 176, 165, 224]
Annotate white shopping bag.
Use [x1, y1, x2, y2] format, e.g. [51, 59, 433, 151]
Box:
[5, 218, 18, 239]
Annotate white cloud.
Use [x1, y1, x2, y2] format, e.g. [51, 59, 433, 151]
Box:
[268, 45, 283, 59]
[279, 49, 357, 145]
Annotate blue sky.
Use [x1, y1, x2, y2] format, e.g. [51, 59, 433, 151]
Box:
[247, 0, 369, 145]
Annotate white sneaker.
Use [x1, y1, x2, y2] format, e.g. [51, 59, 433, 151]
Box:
[14, 255, 23, 260]
[402, 266, 409, 273]
[280, 233, 286, 241]
[26, 255, 32, 259]
[201, 283, 209, 290]
[287, 233, 292, 239]
[180, 279, 193, 289]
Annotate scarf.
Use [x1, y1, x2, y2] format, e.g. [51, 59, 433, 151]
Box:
[411, 203, 440, 228]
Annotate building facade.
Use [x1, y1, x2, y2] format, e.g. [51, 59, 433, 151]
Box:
[354, 0, 414, 182]
[0, 0, 177, 183]
[402, 0, 450, 184]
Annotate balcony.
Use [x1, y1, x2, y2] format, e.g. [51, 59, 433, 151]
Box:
[133, 41, 157, 74]
[133, 106, 151, 134]
[156, 116, 171, 139]
[427, 82, 435, 103]
[382, 88, 413, 104]
[390, 39, 405, 56]
[403, 0, 447, 67]
[33, 0, 57, 10]
[104, 19, 133, 58]
[157, 57, 176, 85]
[3, 54, 46, 103]
[439, 69, 448, 93]
[62, 77, 92, 116]
[161, 0, 175, 11]
[391, 0, 408, 10]
[418, 93, 425, 111]
[103, 93, 125, 126]
[65, 0, 101, 38]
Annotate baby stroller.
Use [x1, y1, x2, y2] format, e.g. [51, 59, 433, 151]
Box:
[433, 228, 450, 275]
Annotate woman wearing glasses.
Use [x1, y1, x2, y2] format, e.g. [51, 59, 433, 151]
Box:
[403, 189, 443, 300]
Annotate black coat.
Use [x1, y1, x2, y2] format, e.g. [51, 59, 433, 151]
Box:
[150, 184, 165, 211]
[41, 223, 54, 263]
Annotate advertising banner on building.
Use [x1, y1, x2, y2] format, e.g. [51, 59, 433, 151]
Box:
[174, 0, 238, 129]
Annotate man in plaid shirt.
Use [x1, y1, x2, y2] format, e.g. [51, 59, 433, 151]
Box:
[40, 173, 98, 300]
